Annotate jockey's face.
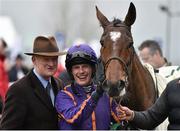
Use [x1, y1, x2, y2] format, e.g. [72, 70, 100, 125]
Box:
[71, 63, 92, 86]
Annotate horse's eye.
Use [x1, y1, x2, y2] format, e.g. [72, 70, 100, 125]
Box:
[100, 40, 104, 46]
[127, 42, 133, 49]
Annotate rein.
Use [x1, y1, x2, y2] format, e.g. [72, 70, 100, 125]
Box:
[104, 56, 129, 87]
[103, 45, 135, 88]
[104, 56, 129, 77]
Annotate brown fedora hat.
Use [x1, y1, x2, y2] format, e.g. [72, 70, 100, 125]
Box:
[24, 36, 66, 56]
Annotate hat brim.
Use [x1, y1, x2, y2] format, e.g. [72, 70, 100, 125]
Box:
[24, 52, 66, 56]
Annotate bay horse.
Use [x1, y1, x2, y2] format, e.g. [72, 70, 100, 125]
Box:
[96, 2, 157, 111]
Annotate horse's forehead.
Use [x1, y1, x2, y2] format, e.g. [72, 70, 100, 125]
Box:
[105, 25, 128, 35]
[110, 31, 121, 42]
[103, 26, 132, 42]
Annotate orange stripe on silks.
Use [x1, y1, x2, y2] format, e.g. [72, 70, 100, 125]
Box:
[111, 111, 120, 123]
[58, 114, 62, 121]
[61, 97, 91, 124]
[110, 97, 120, 123]
[86, 94, 96, 130]
[86, 94, 90, 98]
[64, 85, 71, 91]
[63, 90, 77, 106]
[64, 86, 67, 90]
[92, 111, 96, 130]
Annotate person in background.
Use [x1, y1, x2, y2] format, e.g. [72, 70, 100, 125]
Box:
[54, 63, 65, 78]
[58, 69, 72, 87]
[138, 40, 171, 69]
[117, 77, 180, 130]
[0, 36, 65, 129]
[55, 44, 121, 130]
[0, 38, 9, 103]
[57, 48, 71, 86]
[8, 53, 29, 83]
[138, 41, 172, 130]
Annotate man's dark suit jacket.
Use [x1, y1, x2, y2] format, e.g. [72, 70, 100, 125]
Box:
[0, 70, 62, 129]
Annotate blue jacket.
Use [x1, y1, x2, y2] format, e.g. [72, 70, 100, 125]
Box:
[55, 83, 119, 130]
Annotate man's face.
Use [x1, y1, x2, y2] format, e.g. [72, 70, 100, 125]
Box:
[71, 64, 92, 86]
[33, 55, 58, 80]
[139, 47, 157, 68]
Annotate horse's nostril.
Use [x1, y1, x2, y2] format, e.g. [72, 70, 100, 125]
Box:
[106, 80, 126, 97]
[118, 80, 125, 90]
[118, 80, 122, 86]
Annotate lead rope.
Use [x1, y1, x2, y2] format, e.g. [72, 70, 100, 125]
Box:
[110, 97, 128, 129]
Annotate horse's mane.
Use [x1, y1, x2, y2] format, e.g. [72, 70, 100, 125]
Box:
[99, 18, 122, 27]
[112, 18, 131, 31]
[112, 18, 122, 27]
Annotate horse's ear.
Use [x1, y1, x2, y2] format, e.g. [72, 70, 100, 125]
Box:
[96, 6, 110, 28]
[123, 2, 136, 26]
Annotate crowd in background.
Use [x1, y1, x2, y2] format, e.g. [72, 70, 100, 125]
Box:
[0, 38, 30, 113]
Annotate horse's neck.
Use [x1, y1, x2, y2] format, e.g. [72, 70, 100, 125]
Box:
[128, 55, 156, 110]
[131, 55, 151, 82]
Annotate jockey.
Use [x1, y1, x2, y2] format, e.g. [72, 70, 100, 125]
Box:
[55, 44, 121, 130]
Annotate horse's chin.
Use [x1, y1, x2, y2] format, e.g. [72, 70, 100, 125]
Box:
[119, 88, 126, 97]
[108, 87, 126, 97]
[108, 90, 119, 97]
[102, 79, 126, 97]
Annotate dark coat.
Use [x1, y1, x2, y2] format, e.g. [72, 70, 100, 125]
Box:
[0, 70, 62, 129]
[133, 78, 180, 130]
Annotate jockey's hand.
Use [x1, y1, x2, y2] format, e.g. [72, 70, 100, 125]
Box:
[96, 73, 105, 95]
[98, 74, 105, 83]
[116, 105, 134, 121]
[96, 81, 104, 96]
[91, 80, 104, 103]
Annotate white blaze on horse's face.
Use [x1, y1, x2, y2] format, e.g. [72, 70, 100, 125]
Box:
[110, 31, 121, 42]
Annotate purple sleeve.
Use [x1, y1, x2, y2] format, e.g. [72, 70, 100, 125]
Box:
[55, 90, 97, 124]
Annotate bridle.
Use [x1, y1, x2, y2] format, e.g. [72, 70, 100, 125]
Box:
[101, 25, 135, 89]
[103, 56, 130, 88]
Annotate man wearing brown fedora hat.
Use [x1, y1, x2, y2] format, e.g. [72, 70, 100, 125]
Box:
[0, 36, 66, 129]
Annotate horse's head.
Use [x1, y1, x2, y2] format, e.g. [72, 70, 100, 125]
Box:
[96, 3, 136, 98]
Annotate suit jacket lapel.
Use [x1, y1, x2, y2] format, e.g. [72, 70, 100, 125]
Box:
[51, 77, 59, 96]
[29, 70, 54, 110]
[51, 77, 61, 106]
